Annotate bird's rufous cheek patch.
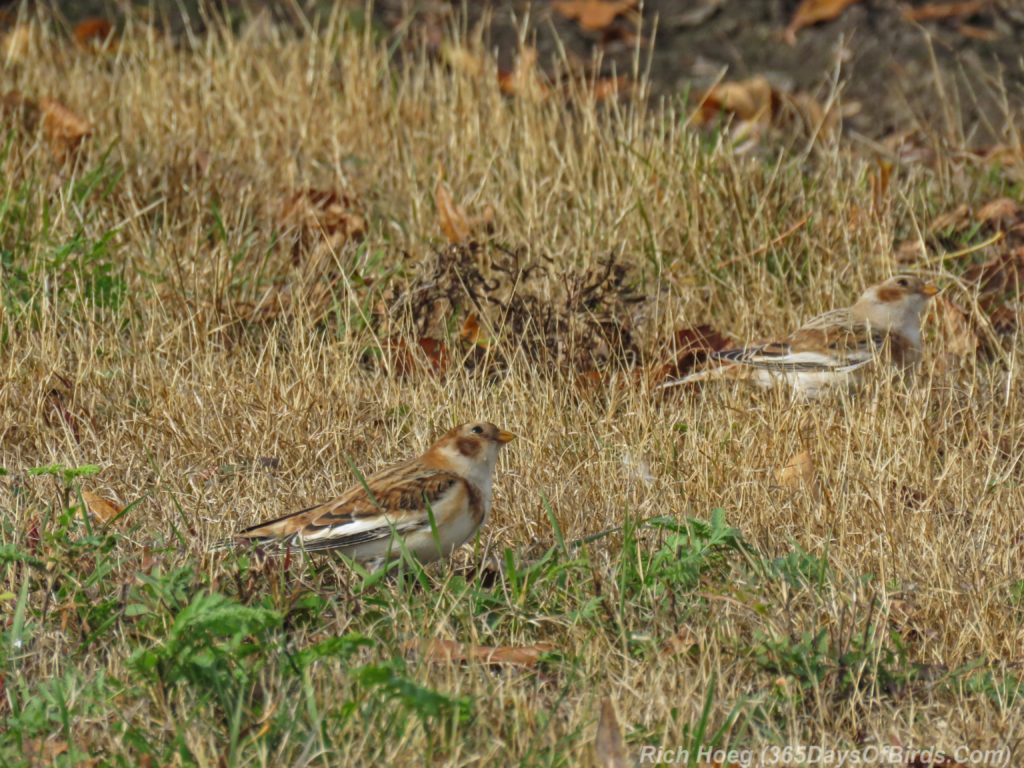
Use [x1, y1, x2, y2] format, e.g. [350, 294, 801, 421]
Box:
[875, 286, 905, 303]
[456, 437, 481, 457]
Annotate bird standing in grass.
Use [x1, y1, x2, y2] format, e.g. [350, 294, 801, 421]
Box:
[660, 275, 939, 399]
[220, 422, 515, 570]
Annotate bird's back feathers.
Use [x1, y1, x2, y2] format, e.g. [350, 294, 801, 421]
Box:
[222, 463, 469, 554]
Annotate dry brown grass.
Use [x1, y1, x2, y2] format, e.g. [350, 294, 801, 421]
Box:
[1, 6, 1023, 766]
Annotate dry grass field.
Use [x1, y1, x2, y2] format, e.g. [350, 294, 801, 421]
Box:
[1, 5, 1023, 766]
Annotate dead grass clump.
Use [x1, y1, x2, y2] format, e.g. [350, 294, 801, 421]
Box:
[379, 241, 646, 375]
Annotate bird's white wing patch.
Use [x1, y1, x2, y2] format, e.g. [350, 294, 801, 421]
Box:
[741, 349, 873, 372]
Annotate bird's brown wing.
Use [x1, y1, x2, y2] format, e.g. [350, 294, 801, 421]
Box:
[714, 313, 885, 373]
[230, 460, 465, 552]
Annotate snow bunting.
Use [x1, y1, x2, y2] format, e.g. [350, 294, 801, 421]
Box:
[219, 422, 515, 569]
[661, 275, 938, 398]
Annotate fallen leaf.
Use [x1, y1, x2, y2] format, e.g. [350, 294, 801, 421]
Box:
[82, 490, 125, 524]
[776, 450, 816, 490]
[976, 197, 1020, 228]
[280, 188, 367, 257]
[2, 92, 92, 159]
[695, 80, 837, 147]
[594, 697, 629, 768]
[39, 97, 91, 159]
[591, 75, 630, 102]
[386, 336, 450, 377]
[405, 638, 556, 667]
[553, 0, 638, 32]
[901, 0, 988, 23]
[695, 76, 775, 125]
[73, 17, 116, 50]
[434, 179, 471, 244]
[785, 0, 862, 44]
[460, 313, 489, 347]
[497, 46, 549, 100]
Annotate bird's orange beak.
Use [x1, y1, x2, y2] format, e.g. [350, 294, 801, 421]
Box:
[922, 283, 939, 297]
[497, 429, 516, 444]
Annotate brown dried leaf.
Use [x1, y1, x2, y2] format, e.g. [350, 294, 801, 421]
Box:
[40, 98, 92, 159]
[976, 197, 1020, 228]
[406, 638, 556, 667]
[386, 337, 450, 377]
[82, 490, 125, 524]
[785, 0, 862, 43]
[695, 79, 837, 146]
[591, 75, 630, 103]
[280, 188, 366, 256]
[497, 47, 550, 100]
[594, 697, 629, 768]
[553, 0, 638, 32]
[74, 18, 116, 50]
[2, 92, 89, 159]
[460, 313, 489, 348]
[696, 76, 775, 125]
[776, 450, 816, 490]
[435, 179, 471, 244]
[901, 0, 988, 22]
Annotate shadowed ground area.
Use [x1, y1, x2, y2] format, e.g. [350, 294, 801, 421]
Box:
[22, 0, 1024, 141]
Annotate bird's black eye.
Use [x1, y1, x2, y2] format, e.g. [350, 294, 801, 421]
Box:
[896, 277, 909, 288]
[471, 425, 483, 435]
